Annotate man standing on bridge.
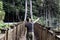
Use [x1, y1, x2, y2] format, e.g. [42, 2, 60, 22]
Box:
[25, 18, 33, 40]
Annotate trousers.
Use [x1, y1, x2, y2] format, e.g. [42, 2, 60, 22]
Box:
[26, 32, 33, 40]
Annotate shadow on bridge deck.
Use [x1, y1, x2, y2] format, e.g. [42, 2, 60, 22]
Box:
[19, 33, 26, 40]
[19, 28, 37, 40]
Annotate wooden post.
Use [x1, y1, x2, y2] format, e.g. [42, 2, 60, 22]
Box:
[45, 29, 48, 40]
[15, 25, 18, 40]
[6, 28, 8, 40]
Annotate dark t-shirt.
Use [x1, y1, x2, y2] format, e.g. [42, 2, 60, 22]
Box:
[25, 22, 32, 32]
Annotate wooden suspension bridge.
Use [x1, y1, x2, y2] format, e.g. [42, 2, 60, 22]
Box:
[0, 22, 60, 40]
[0, 0, 60, 40]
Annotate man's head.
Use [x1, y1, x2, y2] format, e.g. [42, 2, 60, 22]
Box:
[26, 18, 29, 22]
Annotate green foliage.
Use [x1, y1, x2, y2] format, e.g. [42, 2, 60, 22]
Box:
[0, 0, 6, 29]
[0, 22, 11, 29]
[0, 23, 6, 28]
[1, 0, 60, 25]
[3, 0, 42, 17]
[33, 16, 44, 25]
[0, 1, 3, 10]
[0, 1, 5, 20]
[0, 11, 5, 16]
[2, 0, 60, 16]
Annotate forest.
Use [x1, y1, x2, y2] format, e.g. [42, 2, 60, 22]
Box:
[0, 0, 60, 27]
[0, 0, 60, 40]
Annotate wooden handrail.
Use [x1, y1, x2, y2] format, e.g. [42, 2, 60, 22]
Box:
[0, 22, 25, 40]
[34, 23, 60, 40]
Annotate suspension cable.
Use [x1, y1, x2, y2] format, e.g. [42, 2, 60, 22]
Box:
[24, 0, 28, 22]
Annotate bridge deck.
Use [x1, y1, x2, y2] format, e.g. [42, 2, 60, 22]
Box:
[20, 35, 26, 40]
[19, 32, 36, 40]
